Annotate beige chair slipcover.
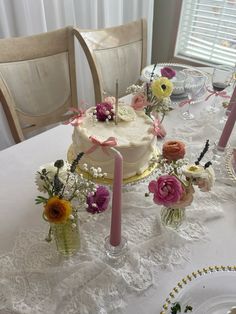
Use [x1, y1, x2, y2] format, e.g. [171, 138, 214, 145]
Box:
[0, 26, 77, 143]
[73, 19, 147, 104]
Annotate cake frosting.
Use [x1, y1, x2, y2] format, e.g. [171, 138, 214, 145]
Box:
[72, 106, 157, 179]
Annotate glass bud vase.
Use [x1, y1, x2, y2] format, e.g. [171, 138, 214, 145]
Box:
[51, 218, 80, 256]
[160, 207, 186, 229]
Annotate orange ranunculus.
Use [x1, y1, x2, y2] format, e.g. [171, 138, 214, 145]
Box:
[162, 140, 186, 162]
[44, 196, 72, 224]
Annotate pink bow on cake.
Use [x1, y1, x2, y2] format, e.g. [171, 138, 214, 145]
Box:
[63, 107, 84, 126]
[85, 136, 117, 155]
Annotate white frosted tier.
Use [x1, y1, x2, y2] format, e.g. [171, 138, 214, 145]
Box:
[72, 107, 157, 179]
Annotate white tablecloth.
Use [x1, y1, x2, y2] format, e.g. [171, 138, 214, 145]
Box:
[0, 88, 236, 314]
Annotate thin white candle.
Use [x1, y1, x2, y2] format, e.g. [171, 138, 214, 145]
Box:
[115, 79, 119, 125]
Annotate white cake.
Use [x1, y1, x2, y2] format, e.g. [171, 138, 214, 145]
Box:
[72, 106, 157, 179]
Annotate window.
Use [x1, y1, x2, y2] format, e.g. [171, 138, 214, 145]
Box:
[175, 0, 236, 66]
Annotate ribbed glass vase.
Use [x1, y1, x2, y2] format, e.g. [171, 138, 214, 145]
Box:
[51, 218, 80, 256]
[160, 207, 185, 229]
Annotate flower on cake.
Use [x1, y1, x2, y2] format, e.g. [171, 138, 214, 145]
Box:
[93, 97, 136, 123]
[131, 93, 148, 110]
[147, 139, 215, 208]
[35, 153, 110, 239]
[94, 101, 115, 122]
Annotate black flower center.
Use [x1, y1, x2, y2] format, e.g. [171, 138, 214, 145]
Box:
[161, 84, 166, 90]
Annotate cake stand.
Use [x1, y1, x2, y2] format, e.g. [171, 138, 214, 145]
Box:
[67, 144, 160, 186]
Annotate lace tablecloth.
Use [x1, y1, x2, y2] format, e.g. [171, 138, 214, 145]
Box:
[0, 93, 236, 314]
[1, 177, 235, 313]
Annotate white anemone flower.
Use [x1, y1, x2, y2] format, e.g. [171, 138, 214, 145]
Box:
[35, 162, 69, 192]
[182, 164, 205, 178]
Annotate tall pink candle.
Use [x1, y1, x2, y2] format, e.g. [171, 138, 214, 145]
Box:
[218, 85, 236, 150]
[226, 84, 236, 114]
[109, 147, 123, 246]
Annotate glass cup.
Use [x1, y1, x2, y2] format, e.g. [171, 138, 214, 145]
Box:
[208, 65, 234, 113]
[181, 71, 206, 120]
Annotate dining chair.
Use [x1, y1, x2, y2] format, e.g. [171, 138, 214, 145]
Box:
[73, 19, 147, 104]
[0, 26, 77, 143]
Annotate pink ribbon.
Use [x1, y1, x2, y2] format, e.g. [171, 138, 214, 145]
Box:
[178, 98, 193, 108]
[205, 87, 230, 101]
[151, 119, 166, 138]
[85, 136, 117, 155]
[63, 107, 84, 126]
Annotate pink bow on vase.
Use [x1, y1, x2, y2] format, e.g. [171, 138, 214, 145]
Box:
[205, 87, 231, 101]
[178, 98, 193, 108]
[85, 136, 117, 155]
[151, 119, 166, 138]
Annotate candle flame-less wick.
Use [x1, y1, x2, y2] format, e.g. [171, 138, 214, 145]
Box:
[115, 79, 119, 125]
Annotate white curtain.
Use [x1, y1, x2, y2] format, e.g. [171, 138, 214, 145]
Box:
[0, 0, 154, 150]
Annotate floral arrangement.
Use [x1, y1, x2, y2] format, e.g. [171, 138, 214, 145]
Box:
[147, 139, 215, 209]
[35, 153, 110, 242]
[127, 66, 175, 123]
[92, 96, 136, 123]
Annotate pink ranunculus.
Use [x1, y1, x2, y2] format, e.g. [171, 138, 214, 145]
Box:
[104, 96, 116, 105]
[131, 93, 148, 110]
[160, 66, 176, 79]
[148, 175, 184, 207]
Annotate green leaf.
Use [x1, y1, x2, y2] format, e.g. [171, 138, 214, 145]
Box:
[35, 196, 48, 204]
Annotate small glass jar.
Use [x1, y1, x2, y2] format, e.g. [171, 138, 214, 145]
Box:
[160, 207, 185, 229]
[51, 218, 80, 256]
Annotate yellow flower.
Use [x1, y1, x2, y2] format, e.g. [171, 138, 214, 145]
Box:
[151, 77, 173, 99]
[44, 196, 72, 224]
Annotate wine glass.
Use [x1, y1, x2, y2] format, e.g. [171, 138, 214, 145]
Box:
[208, 65, 234, 113]
[219, 64, 236, 126]
[181, 71, 206, 120]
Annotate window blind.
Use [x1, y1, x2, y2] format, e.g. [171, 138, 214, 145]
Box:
[175, 0, 236, 66]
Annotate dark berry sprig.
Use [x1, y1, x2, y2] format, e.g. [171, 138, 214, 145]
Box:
[204, 161, 212, 169]
[150, 63, 157, 83]
[195, 140, 210, 165]
[70, 152, 84, 173]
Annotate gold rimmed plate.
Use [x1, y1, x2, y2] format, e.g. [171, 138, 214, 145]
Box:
[225, 148, 236, 184]
[160, 266, 236, 314]
[141, 63, 209, 105]
[67, 144, 159, 186]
